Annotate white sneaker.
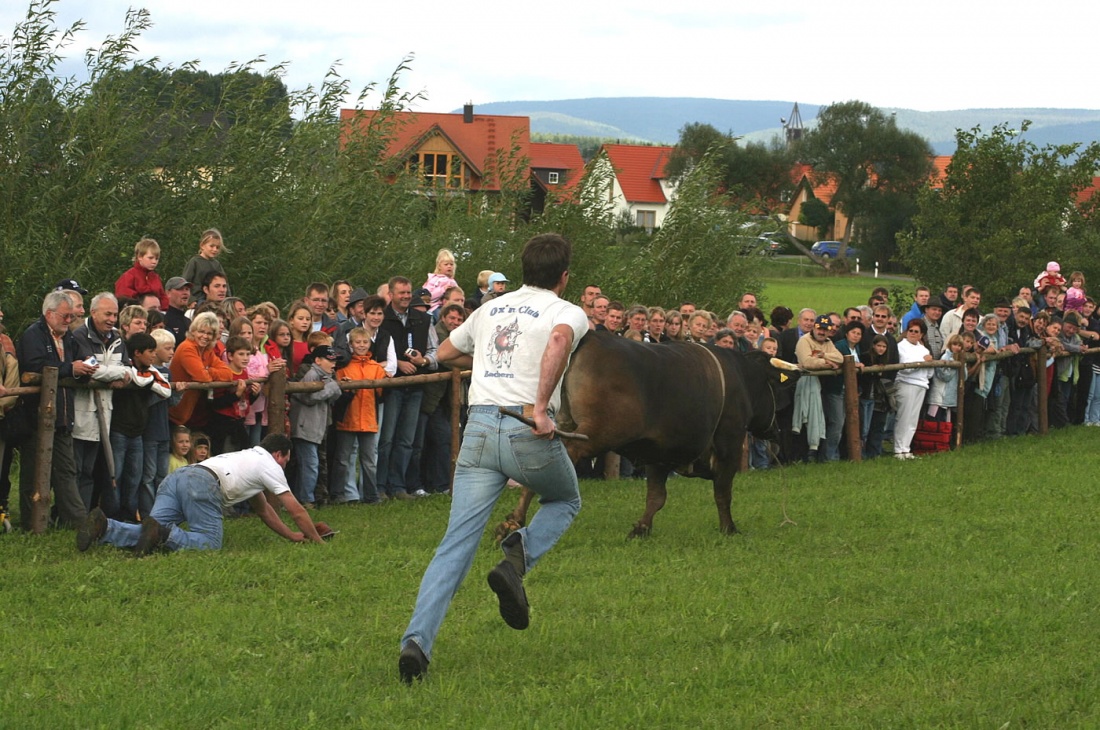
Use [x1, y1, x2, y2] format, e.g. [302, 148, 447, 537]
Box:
[413, 489, 429, 497]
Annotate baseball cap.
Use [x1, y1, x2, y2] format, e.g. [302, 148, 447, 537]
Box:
[55, 278, 88, 295]
[410, 288, 431, 308]
[814, 314, 836, 331]
[309, 345, 337, 361]
[165, 277, 192, 291]
[488, 272, 509, 285]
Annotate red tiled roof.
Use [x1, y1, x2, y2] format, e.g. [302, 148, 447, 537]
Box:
[339, 109, 530, 192]
[528, 142, 583, 172]
[601, 144, 674, 204]
[1076, 176, 1100, 206]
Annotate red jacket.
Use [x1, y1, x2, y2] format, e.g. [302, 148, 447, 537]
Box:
[115, 263, 168, 310]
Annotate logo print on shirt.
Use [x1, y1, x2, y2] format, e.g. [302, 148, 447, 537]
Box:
[487, 319, 521, 368]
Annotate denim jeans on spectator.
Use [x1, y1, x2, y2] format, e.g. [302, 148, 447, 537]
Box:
[292, 438, 320, 504]
[1086, 374, 1100, 424]
[863, 409, 888, 458]
[859, 399, 874, 442]
[377, 387, 423, 497]
[332, 430, 380, 503]
[100, 466, 224, 551]
[749, 436, 770, 469]
[822, 392, 845, 461]
[110, 430, 144, 521]
[401, 406, 581, 661]
[141, 438, 170, 519]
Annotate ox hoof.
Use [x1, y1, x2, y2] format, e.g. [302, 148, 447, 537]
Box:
[720, 523, 741, 536]
[628, 523, 652, 539]
[493, 518, 523, 544]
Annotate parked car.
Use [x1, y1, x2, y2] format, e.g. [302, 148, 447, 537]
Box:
[811, 240, 861, 259]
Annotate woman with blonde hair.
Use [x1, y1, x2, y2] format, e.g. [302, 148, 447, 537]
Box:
[169, 312, 233, 430]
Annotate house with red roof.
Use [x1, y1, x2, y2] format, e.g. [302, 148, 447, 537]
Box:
[338, 105, 584, 213]
[589, 144, 676, 232]
[785, 155, 953, 242]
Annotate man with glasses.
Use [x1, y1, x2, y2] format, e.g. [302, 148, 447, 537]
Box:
[862, 305, 899, 366]
[16, 290, 98, 531]
[305, 282, 338, 334]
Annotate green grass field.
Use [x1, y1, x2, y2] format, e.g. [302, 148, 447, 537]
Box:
[4, 428, 1098, 728]
[755, 258, 914, 319]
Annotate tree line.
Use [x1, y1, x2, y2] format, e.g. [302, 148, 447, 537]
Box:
[0, 1, 767, 334]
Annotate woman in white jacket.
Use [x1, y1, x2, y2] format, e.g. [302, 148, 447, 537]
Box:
[894, 319, 934, 460]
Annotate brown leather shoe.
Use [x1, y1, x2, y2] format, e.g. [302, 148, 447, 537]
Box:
[134, 517, 171, 557]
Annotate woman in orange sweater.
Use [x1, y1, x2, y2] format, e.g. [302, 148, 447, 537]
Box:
[331, 327, 388, 504]
[170, 312, 234, 429]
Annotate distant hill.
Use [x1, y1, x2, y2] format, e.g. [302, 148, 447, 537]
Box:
[464, 99, 1100, 155]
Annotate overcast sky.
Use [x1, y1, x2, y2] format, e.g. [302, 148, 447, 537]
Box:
[5, 0, 1099, 113]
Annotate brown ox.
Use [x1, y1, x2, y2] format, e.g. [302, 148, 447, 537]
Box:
[499, 331, 800, 538]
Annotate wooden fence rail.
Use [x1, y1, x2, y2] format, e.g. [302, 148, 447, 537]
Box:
[13, 344, 1096, 531]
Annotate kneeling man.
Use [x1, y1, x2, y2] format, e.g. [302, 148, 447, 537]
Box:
[78, 434, 324, 555]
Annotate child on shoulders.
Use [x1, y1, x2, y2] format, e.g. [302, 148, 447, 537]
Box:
[115, 238, 168, 311]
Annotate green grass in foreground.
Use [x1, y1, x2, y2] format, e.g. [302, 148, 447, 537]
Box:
[3, 429, 1099, 728]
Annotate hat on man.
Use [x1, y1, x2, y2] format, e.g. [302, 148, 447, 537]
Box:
[347, 287, 370, 309]
[165, 276, 192, 291]
[993, 298, 1013, 310]
[410, 287, 431, 309]
[923, 295, 948, 312]
[813, 314, 836, 332]
[55, 278, 88, 295]
[488, 272, 509, 285]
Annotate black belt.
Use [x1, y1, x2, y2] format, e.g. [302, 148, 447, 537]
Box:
[194, 464, 221, 487]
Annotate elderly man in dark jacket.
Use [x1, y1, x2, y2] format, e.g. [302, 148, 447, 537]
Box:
[16, 291, 98, 531]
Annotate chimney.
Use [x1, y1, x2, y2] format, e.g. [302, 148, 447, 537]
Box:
[463, 102, 473, 123]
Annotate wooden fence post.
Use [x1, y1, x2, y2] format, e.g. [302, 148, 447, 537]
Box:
[842, 355, 861, 462]
[954, 360, 966, 449]
[31, 367, 58, 535]
[1037, 346, 1049, 434]
[449, 368, 463, 490]
[268, 368, 286, 436]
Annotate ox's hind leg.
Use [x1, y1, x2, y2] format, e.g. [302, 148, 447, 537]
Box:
[629, 465, 671, 539]
[494, 487, 536, 543]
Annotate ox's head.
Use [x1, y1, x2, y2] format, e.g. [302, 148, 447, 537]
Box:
[742, 351, 801, 438]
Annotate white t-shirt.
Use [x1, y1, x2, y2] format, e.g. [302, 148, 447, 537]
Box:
[450, 285, 589, 411]
[198, 445, 291, 506]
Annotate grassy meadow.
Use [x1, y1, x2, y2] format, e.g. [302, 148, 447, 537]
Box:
[756, 258, 911, 317]
[3, 427, 1098, 728]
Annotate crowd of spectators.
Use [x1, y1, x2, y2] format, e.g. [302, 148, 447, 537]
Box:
[0, 230, 1096, 533]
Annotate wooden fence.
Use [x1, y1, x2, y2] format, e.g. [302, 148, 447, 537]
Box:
[10, 343, 1094, 533]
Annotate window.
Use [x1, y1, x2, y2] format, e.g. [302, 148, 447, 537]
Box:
[636, 210, 656, 232]
[547, 171, 560, 185]
[407, 152, 464, 188]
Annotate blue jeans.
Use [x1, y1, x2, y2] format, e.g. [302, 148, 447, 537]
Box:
[100, 466, 225, 551]
[141, 438, 170, 519]
[1086, 373, 1100, 424]
[822, 392, 845, 461]
[293, 439, 320, 504]
[401, 406, 582, 661]
[110, 431, 145, 521]
[332, 430, 380, 503]
[859, 399, 874, 442]
[377, 387, 423, 496]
